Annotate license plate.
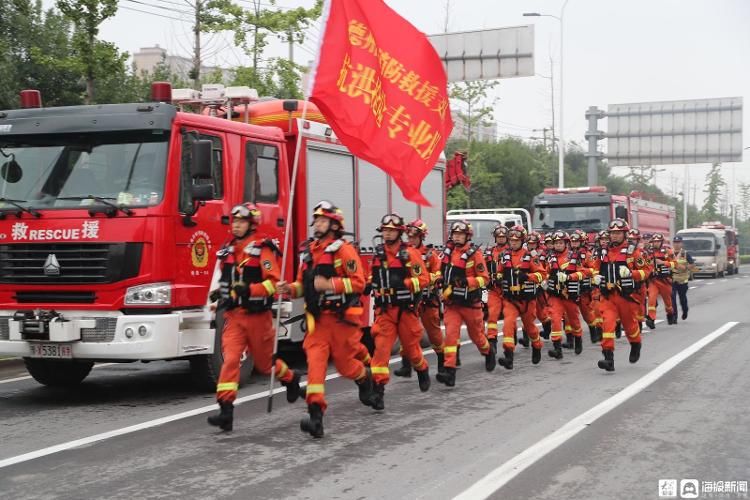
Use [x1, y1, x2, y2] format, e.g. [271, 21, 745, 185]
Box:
[29, 343, 73, 359]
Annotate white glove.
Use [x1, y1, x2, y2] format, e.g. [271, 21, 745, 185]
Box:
[619, 266, 632, 278]
[593, 275, 603, 285]
[557, 271, 567, 283]
[541, 280, 549, 290]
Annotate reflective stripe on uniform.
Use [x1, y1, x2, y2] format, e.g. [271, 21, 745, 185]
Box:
[342, 277, 354, 294]
[648, 306, 657, 311]
[476, 277, 486, 288]
[533, 272, 543, 282]
[444, 345, 457, 354]
[306, 384, 325, 394]
[466, 261, 475, 268]
[502, 336, 515, 344]
[217, 382, 239, 392]
[371, 366, 390, 375]
[277, 363, 288, 378]
[487, 322, 498, 329]
[334, 258, 342, 268]
[291, 282, 303, 298]
[602, 332, 616, 339]
[411, 277, 421, 293]
[261, 279, 275, 296]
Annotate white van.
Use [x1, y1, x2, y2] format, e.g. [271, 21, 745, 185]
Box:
[676, 228, 728, 278]
[446, 208, 531, 249]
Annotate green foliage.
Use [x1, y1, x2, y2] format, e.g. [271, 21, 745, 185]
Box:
[701, 163, 725, 221]
[449, 80, 499, 142]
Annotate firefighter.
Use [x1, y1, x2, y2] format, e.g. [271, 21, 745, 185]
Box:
[627, 228, 650, 333]
[497, 225, 547, 369]
[546, 230, 590, 358]
[436, 220, 493, 387]
[276, 201, 376, 438]
[207, 203, 302, 432]
[368, 213, 432, 409]
[671, 235, 694, 321]
[592, 219, 651, 371]
[526, 231, 550, 341]
[645, 233, 677, 328]
[394, 219, 445, 375]
[570, 229, 601, 343]
[485, 224, 509, 352]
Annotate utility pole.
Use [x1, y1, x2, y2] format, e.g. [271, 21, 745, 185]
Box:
[548, 57, 556, 151]
[192, 0, 203, 89]
[444, 0, 450, 33]
[288, 28, 294, 63]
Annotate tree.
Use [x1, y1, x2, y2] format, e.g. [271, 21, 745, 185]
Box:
[449, 80, 499, 144]
[56, 0, 118, 104]
[701, 163, 725, 221]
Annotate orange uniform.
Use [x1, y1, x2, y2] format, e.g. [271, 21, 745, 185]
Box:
[500, 247, 547, 354]
[484, 244, 507, 341]
[441, 241, 491, 370]
[546, 248, 592, 356]
[592, 239, 651, 368]
[369, 241, 431, 390]
[289, 235, 369, 413]
[646, 245, 676, 322]
[414, 243, 444, 354]
[215, 237, 295, 404]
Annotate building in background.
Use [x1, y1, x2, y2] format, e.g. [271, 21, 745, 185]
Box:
[132, 46, 232, 83]
[450, 110, 498, 143]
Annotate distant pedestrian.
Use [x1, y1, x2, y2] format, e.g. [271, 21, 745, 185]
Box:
[670, 236, 694, 321]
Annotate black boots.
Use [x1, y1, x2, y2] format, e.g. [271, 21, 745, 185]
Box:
[207, 402, 234, 432]
[667, 313, 677, 325]
[518, 330, 530, 348]
[394, 357, 412, 378]
[356, 370, 376, 408]
[561, 333, 574, 349]
[574, 335, 583, 355]
[371, 383, 385, 410]
[417, 368, 431, 392]
[532, 346, 542, 364]
[282, 372, 304, 403]
[589, 324, 601, 343]
[615, 322, 622, 339]
[597, 350, 615, 372]
[542, 321, 552, 339]
[548, 340, 563, 359]
[645, 318, 656, 330]
[436, 367, 456, 386]
[456, 344, 462, 366]
[485, 339, 497, 372]
[300, 403, 324, 438]
[682, 309, 688, 320]
[436, 352, 446, 373]
[629, 342, 641, 363]
[497, 349, 514, 370]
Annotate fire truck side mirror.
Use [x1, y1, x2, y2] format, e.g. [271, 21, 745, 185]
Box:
[190, 140, 213, 180]
[615, 205, 628, 221]
[191, 184, 214, 201]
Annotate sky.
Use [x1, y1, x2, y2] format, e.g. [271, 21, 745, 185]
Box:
[44, 0, 750, 211]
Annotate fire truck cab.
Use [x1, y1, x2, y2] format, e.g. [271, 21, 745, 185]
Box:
[0, 84, 446, 389]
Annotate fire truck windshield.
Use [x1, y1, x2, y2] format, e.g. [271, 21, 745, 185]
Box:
[533, 204, 610, 232]
[0, 131, 168, 210]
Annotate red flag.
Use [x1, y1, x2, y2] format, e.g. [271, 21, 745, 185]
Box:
[309, 0, 453, 205]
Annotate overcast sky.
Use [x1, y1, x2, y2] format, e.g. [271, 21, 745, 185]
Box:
[54, 0, 750, 211]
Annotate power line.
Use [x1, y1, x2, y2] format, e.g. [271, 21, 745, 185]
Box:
[123, 0, 191, 15]
[119, 5, 189, 22]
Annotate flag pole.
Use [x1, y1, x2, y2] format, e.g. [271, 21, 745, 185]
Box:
[267, 0, 331, 413]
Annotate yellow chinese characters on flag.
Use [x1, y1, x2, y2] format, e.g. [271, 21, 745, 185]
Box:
[309, 0, 453, 205]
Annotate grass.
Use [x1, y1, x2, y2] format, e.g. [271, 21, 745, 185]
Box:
[740, 255, 750, 265]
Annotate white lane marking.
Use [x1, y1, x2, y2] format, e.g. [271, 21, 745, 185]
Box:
[689, 286, 698, 290]
[454, 321, 739, 500]
[705, 282, 715, 286]
[0, 340, 474, 469]
[0, 363, 116, 386]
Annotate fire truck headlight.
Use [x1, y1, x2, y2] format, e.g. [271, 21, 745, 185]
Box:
[138, 325, 149, 337]
[125, 282, 172, 305]
[124, 328, 134, 339]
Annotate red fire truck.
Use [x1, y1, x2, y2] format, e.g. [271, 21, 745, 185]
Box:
[531, 186, 675, 239]
[0, 84, 446, 388]
[700, 222, 740, 274]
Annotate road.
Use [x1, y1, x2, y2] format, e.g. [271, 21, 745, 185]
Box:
[1, 271, 748, 500]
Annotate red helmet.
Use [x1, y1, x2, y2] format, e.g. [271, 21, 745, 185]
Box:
[378, 213, 406, 232]
[627, 228, 642, 240]
[493, 224, 509, 238]
[311, 200, 345, 229]
[598, 230, 610, 241]
[551, 230, 569, 242]
[608, 218, 630, 232]
[450, 220, 474, 239]
[508, 225, 527, 241]
[543, 232, 553, 243]
[231, 202, 261, 225]
[527, 231, 542, 244]
[406, 218, 428, 237]
[651, 233, 665, 242]
[569, 230, 586, 243]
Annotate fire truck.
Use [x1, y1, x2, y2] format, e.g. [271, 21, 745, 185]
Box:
[0, 84, 446, 389]
[531, 186, 676, 239]
[700, 222, 740, 274]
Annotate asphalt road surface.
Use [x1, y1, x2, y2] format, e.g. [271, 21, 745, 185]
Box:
[1, 270, 748, 500]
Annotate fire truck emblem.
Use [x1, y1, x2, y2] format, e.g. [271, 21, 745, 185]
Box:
[190, 231, 211, 268]
[44, 254, 61, 276]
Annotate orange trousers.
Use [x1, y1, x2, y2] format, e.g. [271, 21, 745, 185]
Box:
[502, 299, 542, 351]
[420, 303, 444, 353]
[633, 289, 646, 322]
[372, 307, 428, 385]
[548, 295, 582, 342]
[444, 304, 489, 368]
[647, 278, 674, 319]
[578, 293, 599, 327]
[216, 309, 294, 403]
[536, 293, 551, 324]
[486, 288, 504, 340]
[303, 313, 368, 413]
[599, 293, 642, 351]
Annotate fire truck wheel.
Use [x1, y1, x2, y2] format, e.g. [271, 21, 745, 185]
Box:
[189, 307, 254, 392]
[23, 358, 94, 387]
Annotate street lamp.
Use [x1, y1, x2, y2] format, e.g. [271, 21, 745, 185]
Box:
[524, 0, 570, 188]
